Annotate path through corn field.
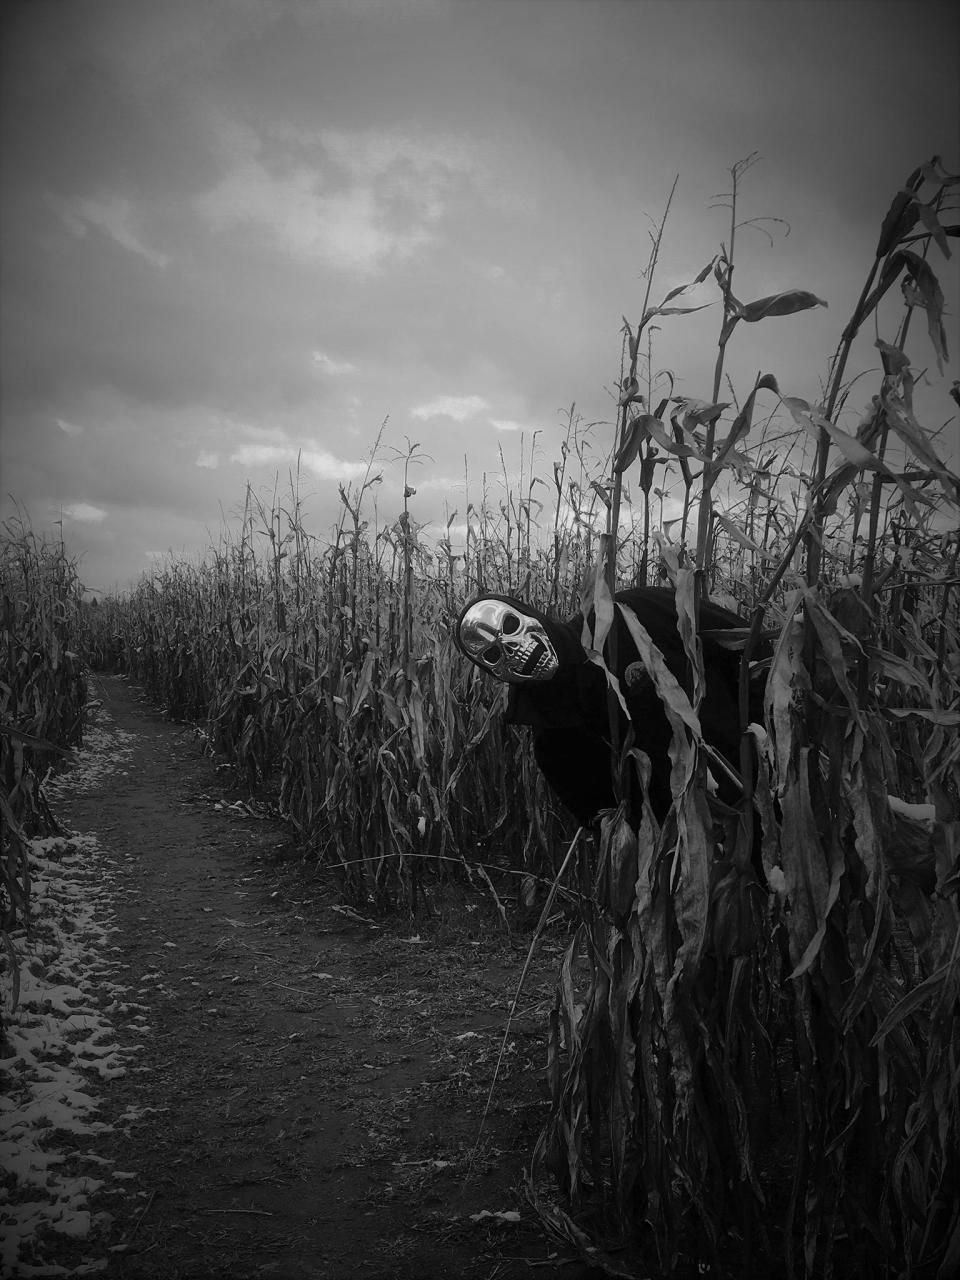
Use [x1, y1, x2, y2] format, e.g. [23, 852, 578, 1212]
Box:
[7, 673, 585, 1280]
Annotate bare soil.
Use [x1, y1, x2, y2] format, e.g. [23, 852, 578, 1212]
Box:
[31, 673, 593, 1280]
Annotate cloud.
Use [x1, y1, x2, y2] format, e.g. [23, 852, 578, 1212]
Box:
[198, 118, 482, 273]
[411, 395, 490, 421]
[327, 0, 453, 17]
[229, 443, 366, 482]
[195, 452, 219, 469]
[412, 473, 466, 493]
[423, 520, 469, 542]
[46, 2, 274, 91]
[55, 418, 85, 438]
[226, 420, 292, 445]
[312, 351, 358, 376]
[60, 195, 169, 268]
[317, 128, 476, 187]
[199, 162, 424, 272]
[489, 418, 528, 433]
[320, 127, 529, 220]
[479, 263, 507, 282]
[63, 502, 107, 524]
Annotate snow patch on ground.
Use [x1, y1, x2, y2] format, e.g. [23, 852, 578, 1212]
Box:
[42, 702, 136, 801]
[2, 701, 146, 1277]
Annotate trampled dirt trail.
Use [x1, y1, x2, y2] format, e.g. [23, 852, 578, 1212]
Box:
[8, 674, 590, 1280]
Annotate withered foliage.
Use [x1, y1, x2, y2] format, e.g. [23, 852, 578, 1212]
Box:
[540, 158, 960, 1279]
[3, 160, 959, 1277]
[0, 519, 87, 984]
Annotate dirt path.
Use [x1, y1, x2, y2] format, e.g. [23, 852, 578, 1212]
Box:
[11, 674, 588, 1280]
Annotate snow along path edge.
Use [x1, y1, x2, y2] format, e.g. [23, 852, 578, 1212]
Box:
[1, 700, 151, 1278]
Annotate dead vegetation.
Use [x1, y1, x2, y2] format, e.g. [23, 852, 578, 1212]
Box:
[4, 158, 960, 1278]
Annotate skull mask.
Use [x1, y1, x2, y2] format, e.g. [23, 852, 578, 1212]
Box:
[456, 597, 560, 684]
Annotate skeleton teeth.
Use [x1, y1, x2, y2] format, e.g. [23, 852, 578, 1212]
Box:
[519, 641, 543, 675]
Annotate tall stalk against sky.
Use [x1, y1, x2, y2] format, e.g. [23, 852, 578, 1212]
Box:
[696, 153, 756, 579]
[604, 175, 678, 607]
[594, 177, 678, 765]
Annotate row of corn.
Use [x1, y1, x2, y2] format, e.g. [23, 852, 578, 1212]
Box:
[1, 517, 87, 939]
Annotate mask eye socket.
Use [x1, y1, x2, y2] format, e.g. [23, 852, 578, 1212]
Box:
[501, 613, 520, 635]
[483, 644, 501, 665]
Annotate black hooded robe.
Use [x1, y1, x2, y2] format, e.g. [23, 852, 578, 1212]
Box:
[504, 587, 765, 828]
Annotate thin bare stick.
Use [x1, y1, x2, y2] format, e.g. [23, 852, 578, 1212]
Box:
[199, 1208, 274, 1217]
[123, 1188, 157, 1245]
[462, 826, 584, 1185]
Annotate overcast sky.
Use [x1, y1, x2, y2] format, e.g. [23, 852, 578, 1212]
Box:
[2, 0, 958, 597]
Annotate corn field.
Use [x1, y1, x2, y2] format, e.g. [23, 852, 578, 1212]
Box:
[3, 160, 960, 1277]
[1, 517, 87, 947]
